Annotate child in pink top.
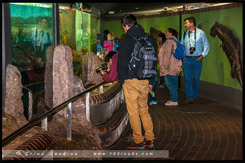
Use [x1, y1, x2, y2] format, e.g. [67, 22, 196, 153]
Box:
[104, 33, 114, 53]
[104, 41, 114, 53]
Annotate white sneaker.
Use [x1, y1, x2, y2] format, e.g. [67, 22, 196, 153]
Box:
[165, 100, 178, 106]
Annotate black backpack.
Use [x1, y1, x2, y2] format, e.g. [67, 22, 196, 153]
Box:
[128, 33, 157, 80]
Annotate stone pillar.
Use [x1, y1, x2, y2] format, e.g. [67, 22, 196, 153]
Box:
[52, 45, 74, 118]
[48, 45, 102, 150]
[44, 46, 54, 109]
[2, 65, 28, 139]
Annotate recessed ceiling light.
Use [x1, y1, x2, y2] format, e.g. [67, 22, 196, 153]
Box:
[108, 11, 115, 14]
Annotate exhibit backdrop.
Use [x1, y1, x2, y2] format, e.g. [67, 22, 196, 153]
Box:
[104, 5, 243, 90]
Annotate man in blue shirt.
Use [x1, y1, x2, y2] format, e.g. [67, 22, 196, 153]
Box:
[181, 17, 210, 104]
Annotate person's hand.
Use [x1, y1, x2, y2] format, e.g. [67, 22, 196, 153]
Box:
[196, 55, 203, 61]
[107, 67, 111, 72]
[99, 68, 105, 75]
[149, 85, 153, 90]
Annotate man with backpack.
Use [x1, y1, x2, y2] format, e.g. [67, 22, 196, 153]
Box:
[117, 14, 157, 150]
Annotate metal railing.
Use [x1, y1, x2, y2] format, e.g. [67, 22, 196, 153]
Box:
[2, 81, 106, 147]
[24, 81, 44, 88]
[22, 81, 44, 120]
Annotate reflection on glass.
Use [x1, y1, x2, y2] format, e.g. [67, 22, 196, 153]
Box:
[31, 17, 51, 52]
[7, 3, 54, 132]
[10, 3, 53, 85]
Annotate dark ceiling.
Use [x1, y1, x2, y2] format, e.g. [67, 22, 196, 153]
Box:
[61, 3, 234, 18]
[87, 3, 188, 18]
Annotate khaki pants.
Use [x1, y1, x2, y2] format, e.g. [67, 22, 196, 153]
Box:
[122, 79, 155, 143]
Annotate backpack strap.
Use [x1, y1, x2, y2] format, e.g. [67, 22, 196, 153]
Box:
[183, 31, 186, 40]
[170, 38, 177, 55]
[128, 35, 138, 41]
[144, 33, 149, 40]
[170, 37, 178, 43]
[129, 33, 149, 41]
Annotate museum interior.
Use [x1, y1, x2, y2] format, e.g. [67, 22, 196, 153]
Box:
[2, 2, 243, 161]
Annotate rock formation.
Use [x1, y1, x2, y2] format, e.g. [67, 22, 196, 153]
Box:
[52, 45, 74, 117]
[2, 65, 28, 139]
[81, 52, 104, 87]
[2, 65, 54, 158]
[44, 46, 54, 108]
[197, 23, 203, 30]
[150, 27, 161, 46]
[48, 45, 102, 151]
[210, 21, 243, 87]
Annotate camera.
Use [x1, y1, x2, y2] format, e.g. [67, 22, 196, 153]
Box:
[190, 47, 196, 54]
[95, 63, 108, 73]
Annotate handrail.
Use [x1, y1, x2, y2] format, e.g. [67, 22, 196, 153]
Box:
[23, 81, 44, 88]
[22, 86, 33, 93]
[22, 81, 45, 93]
[2, 80, 106, 147]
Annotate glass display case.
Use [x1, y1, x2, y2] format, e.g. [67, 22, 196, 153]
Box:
[10, 3, 53, 84]
[59, 3, 100, 72]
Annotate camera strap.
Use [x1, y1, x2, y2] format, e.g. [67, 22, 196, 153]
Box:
[188, 27, 196, 48]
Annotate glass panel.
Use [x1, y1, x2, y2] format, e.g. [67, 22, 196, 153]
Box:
[59, 4, 82, 70]
[6, 3, 54, 137]
[75, 9, 82, 52]
[91, 16, 100, 53]
[10, 3, 53, 85]
[59, 4, 76, 49]
[59, 3, 101, 73]
[81, 12, 91, 52]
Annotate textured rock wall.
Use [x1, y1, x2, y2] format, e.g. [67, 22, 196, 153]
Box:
[81, 52, 89, 84]
[72, 75, 86, 114]
[2, 65, 28, 139]
[52, 45, 74, 117]
[49, 45, 101, 150]
[44, 46, 54, 108]
[81, 52, 104, 86]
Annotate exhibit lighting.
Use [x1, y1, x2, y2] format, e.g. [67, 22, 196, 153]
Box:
[10, 3, 52, 8]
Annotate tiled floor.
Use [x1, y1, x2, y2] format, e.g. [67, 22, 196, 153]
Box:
[105, 86, 243, 160]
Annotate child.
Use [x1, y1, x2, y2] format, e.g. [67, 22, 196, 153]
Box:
[104, 33, 114, 54]
[148, 74, 158, 105]
[96, 37, 101, 56]
[113, 37, 120, 52]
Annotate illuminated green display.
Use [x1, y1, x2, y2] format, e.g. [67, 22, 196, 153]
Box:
[75, 10, 82, 51]
[104, 6, 243, 90]
[10, 3, 53, 74]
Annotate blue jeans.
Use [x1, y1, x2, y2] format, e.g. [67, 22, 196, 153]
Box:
[182, 58, 202, 101]
[160, 76, 165, 85]
[164, 75, 179, 102]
